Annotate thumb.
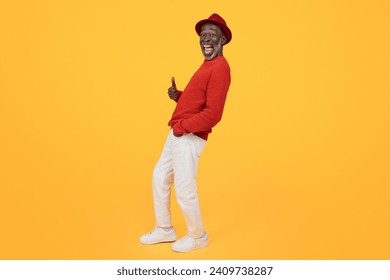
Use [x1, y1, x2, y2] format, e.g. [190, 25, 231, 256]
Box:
[171, 76, 176, 88]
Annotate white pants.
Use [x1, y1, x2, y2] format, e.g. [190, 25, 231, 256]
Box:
[152, 129, 206, 238]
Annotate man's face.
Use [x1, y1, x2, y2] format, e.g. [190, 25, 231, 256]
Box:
[199, 23, 226, 60]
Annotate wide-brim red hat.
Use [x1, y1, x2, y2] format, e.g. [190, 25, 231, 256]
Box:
[195, 13, 232, 45]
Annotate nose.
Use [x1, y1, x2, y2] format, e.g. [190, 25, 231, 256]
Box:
[201, 37, 212, 44]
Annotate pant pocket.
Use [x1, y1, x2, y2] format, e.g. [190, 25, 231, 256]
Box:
[191, 135, 206, 157]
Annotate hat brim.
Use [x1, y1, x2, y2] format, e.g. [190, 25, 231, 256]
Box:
[195, 19, 232, 45]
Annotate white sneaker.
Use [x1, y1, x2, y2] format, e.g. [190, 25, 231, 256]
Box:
[171, 233, 208, 252]
[139, 227, 177, 245]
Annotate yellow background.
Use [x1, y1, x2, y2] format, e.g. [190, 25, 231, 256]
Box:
[1, 0, 389, 260]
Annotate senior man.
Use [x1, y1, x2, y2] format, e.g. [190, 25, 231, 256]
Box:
[140, 13, 232, 253]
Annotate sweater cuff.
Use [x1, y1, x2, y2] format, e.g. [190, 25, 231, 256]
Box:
[173, 120, 187, 135]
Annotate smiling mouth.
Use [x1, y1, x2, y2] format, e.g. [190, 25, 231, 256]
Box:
[203, 44, 213, 55]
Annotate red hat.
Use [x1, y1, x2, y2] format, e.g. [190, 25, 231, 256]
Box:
[195, 13, 232, 45]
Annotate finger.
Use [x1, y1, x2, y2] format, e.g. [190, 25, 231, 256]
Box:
[168, 92, 178, 98]
[168, 89, 177, 96]
[171, 76, 176, 88]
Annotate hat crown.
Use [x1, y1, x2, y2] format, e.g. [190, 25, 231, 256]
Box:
[207, 13, 226, 26]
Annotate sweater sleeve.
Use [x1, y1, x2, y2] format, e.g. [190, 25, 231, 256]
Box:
[173, 63, 231, 135]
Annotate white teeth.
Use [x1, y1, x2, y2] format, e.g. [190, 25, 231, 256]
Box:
[202, 44, 213, 55]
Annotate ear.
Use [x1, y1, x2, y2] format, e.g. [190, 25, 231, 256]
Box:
[221, 35, 227, 45]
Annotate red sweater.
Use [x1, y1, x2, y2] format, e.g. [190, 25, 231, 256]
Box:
[168, 56, 231, 140]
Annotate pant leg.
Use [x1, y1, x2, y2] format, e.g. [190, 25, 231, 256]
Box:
[152, 131, 174, 228]
[172, 133, 206, 238]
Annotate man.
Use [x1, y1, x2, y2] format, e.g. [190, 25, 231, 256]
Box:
[140, 13, 232, 253]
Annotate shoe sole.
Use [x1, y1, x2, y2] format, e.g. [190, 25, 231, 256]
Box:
[171, 241, 208, 253]
[140, 238, 177, 245]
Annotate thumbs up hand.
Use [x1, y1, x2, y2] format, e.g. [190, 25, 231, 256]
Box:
[168, 76, 178, 100]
